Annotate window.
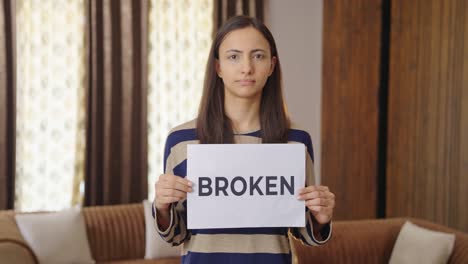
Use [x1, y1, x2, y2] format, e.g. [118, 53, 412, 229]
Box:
[15, 0, 87, 211]
[147, 0, 213, 199]
[14, 0, 213, 209]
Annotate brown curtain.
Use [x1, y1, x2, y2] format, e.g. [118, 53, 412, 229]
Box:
[213, 0, 264, 35]
[85, 0, 149, 206]
[0, 0, 15, 210]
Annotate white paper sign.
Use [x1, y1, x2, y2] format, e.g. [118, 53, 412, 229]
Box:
[187, 144, 305, 229]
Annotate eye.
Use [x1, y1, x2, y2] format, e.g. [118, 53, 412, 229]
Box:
[253, 53, 265, 60]
[228, 54, 238, 60]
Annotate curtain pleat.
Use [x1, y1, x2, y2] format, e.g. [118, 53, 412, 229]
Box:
[0, 0, 16, 210]
[213, 0, 264, 36]
[85, 0, 149, 206]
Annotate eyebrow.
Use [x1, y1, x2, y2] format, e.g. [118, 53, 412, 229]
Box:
[225, 49, 267, 53]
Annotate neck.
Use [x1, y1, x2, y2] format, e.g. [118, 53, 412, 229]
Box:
[224, 95, 261, 134]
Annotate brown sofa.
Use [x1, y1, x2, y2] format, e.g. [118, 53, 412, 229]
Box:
[1, 203, 467, 264]
[0, 204, 179, 264]
[292, 218, 468, 264]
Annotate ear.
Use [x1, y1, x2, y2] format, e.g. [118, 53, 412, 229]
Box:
[215, 59, 222, 78]
[269, 56, 277, 76]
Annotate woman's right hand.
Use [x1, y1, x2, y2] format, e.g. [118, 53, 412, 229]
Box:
[154, 173, 193, 212]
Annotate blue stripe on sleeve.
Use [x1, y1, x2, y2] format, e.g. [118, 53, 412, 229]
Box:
[163, 128, 197, 172]
[181, 252, 292, 264]
[173, 160, 187, 178]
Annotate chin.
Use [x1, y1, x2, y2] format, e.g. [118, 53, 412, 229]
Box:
[226, 87, 263, 100]
[232, 91, 262, 100]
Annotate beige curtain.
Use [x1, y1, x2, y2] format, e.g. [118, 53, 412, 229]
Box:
[85, 0, 149, 206]
[15, 0, 87, 212]
[146, 0, 213, 201]
[0, 0, 15, 210]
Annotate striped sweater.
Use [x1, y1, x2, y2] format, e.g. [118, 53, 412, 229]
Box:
[152, 119, 332, 264]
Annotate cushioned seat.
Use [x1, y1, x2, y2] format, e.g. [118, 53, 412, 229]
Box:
[1, 204, 467, 264]
[292, 218, 468, 264]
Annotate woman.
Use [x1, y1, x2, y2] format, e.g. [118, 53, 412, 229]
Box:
[153, 15, 335, 264]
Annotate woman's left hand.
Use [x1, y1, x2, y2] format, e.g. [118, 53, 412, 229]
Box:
[298, 185, 335, 225]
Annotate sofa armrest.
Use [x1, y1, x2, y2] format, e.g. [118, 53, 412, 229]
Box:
[0, 241, 37, 264]
[292, 218, 404, 264]
[293, 218, 468, 264]
[0, 213, 38, 264]
[294, 219, 404, 263]
[409, 218, 468, 264]
[450, 232, 468, 264]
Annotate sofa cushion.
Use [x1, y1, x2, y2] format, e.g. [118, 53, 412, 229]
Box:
[143, 200, 181, 259]
[15, 206, 95, 264]
[389, 221, 455, 264]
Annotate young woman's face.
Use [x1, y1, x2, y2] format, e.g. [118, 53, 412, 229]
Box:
[216, 27, 276, 101]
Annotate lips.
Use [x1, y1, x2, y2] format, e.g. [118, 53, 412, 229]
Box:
[237, 79, 256, 86]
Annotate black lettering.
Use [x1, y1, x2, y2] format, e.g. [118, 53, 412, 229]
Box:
[231, 176, 247, 196]
[266, 176, 277, 195]
[250, 176, 264, 195]
[215, 177, 229, 196]
[199, 177, 212, 196]
[280, 176, 294, 195]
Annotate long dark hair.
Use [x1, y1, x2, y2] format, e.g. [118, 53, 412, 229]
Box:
[196, 15, 290, 144]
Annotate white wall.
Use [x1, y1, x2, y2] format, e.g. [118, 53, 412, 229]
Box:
[264, 0, 323, 183]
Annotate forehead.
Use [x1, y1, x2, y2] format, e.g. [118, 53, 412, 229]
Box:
[219, 27, 270, 52]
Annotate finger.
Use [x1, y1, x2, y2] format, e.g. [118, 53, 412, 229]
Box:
[158, 196, 183, 204]
[158, 180, 193, 193]
[298, 190, 333, 200]
[298, 185, 329, 194]
[175, 177, 193, 187]
[316, 191, 335, 201]
[327, 193, 336, 205]
[324, 197, 335, 208]
[298, 187, 313, 195]
[305, 198, 332, 207]
[158, 188, 187, 199]
[159, 174, 171, 181]
[160, 174, 193, 187]
[171, 181, 193, 193]
[297, 191, 321, 200]
[308, 197, 335, 207]
[308, 205, 333, 214]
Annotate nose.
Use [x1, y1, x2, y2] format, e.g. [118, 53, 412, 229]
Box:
[241, 57, 253, 75]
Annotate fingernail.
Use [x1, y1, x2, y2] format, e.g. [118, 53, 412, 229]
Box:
[188, 181, 193, 186]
